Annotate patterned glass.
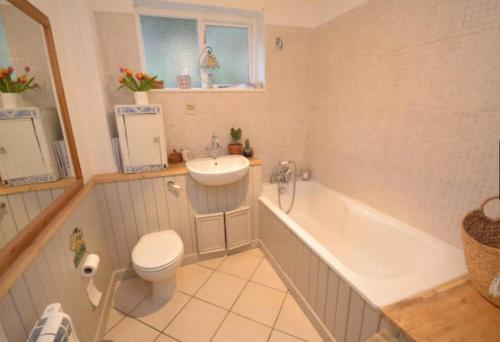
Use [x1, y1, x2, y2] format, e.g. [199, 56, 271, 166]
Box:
[140, 15, 200, 88]
[205, 25, 249, 86]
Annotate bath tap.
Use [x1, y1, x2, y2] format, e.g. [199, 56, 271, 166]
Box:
[271, 160, 297, 214]
[207, 134, 220, 159]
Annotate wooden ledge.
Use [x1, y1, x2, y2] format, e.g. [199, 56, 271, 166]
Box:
[92, 158, 262, 185]
[0, 177, 77, 196]
[383, 276, 500, 341]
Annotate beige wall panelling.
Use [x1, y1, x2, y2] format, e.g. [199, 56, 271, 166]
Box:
[195, 212, 226, 255]
[0, 188, 114, 342]
[225, 206, 251, 250]
[260, 203, 382, 342]
[0, 189, 64, 249]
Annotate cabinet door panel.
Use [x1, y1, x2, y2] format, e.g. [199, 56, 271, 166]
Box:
[124, 114, 162, 166]
[0, 118, 46, 178]
[226, 206, 251, 250]
[195, 212, 226, 255]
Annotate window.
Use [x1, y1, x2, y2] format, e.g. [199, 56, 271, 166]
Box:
[140, 16, 201, 88]
[205, 25, 249, 86]
[135, 4, 263, 89]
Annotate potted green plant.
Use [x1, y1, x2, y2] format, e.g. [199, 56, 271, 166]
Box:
[117, 66, 157, 105]
[0, 66, 38, 108]
[242, 139, 254, 158]
[228, 127, 242, 155]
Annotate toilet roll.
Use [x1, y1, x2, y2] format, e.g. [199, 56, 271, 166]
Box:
[81, 253, 100, 278]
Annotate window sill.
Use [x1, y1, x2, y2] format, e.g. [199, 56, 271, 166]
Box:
[149, 88, 266, 93]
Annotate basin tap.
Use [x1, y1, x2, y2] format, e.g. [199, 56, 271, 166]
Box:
[208, 134, 220, 159]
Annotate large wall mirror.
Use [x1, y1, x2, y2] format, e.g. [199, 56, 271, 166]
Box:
[0, 0, 82, 275]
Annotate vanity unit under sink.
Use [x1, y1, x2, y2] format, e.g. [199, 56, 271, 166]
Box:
[114, 105, 168, 173]
[0, 107, 62, 185]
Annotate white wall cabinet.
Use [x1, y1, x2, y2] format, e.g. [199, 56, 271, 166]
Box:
[225, 206, 251, 250]
[195, 212, 226, 255]
[115, 105, 167, 173]
[0, 107, 61, 185]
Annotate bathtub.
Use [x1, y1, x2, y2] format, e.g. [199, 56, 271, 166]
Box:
[259, 180, 466, 341]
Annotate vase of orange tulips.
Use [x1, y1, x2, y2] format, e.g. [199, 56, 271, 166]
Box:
[117, 67, 157, 105]
[0, 65, 37, 108]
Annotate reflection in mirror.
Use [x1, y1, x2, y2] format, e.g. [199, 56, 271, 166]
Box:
[0, 2, 75, 248]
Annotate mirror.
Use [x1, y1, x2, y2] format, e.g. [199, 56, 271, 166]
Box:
[0, 0, 82, 273]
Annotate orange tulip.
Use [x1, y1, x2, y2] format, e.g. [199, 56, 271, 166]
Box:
[136, 72, 143, 80]
[125, 68, 132, 76]
[118, 76, 125, 84]
[18, 76, 27, 83]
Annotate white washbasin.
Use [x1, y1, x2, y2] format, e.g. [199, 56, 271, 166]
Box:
[186, 155, 250, 186]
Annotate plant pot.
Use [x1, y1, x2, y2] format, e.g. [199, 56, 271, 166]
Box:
[134, 91, 148, 105]
[228, 144, 242, 155]
[243, 148, 254, 158]
[1, 93, 20, 108]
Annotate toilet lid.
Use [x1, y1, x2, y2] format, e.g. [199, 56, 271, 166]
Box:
[132, 230, 183, 270]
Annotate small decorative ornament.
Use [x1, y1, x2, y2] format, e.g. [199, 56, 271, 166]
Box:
[168, 149, 183, 164]
[177, 75, 192, 89]
[70, 227, 87, 268]
[301, 167, 311, 181]
[199, 46, 220, 88]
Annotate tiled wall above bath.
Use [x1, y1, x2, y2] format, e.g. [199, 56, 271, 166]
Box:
[309, 0, 500, 247]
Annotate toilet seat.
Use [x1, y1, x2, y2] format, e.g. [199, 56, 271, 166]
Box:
[132, 230, 184, 272]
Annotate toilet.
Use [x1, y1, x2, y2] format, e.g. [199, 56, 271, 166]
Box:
[131, 230, 184, 302]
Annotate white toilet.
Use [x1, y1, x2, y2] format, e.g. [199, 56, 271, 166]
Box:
[131, 230, 184, 302]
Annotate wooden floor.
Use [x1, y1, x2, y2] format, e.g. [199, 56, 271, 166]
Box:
[383, 276, 500, 342]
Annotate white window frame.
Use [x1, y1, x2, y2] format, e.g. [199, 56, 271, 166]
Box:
[134, 6, 259, 88]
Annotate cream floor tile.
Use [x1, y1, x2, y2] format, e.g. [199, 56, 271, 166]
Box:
[198, 256, 225, 270]
[212, 312, 271, 342]
[105, 308, 126, 333]
[130, 291, 191, 331]
[113, 277, 151, 313]
[218, 252, 262, 279]
[176, 264, 213, 295]
[164, 298, 227, 342]
[105, 316, 160, 342]
[195, 271, 247, 309]
[269, 330, 306, 342]
[232, 282, 286, 326]
[251, 259, 287, 292]
[275, 294, 323, 342]
[245, 247, 265, 258]
[154, 333, 178, 342]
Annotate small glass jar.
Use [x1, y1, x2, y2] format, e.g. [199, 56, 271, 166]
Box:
[301, 167, 311, 181]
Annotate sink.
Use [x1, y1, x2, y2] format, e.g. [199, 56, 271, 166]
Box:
[186, 155, 250, 186]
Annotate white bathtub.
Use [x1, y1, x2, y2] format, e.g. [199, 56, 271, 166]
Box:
[260, 180, 466, 308]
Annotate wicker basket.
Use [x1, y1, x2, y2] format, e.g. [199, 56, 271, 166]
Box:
[462, 196, 500, 307]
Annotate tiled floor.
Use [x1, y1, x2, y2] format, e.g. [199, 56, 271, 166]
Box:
[104, 248, 323, 342]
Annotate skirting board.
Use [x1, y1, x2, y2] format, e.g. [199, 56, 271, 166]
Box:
[259, 240, 335, 342]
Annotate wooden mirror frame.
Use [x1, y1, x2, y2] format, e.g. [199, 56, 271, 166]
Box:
[0, 0, 83, 278]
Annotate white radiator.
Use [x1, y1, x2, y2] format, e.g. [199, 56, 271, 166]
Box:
[28, 303, 79, 342]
